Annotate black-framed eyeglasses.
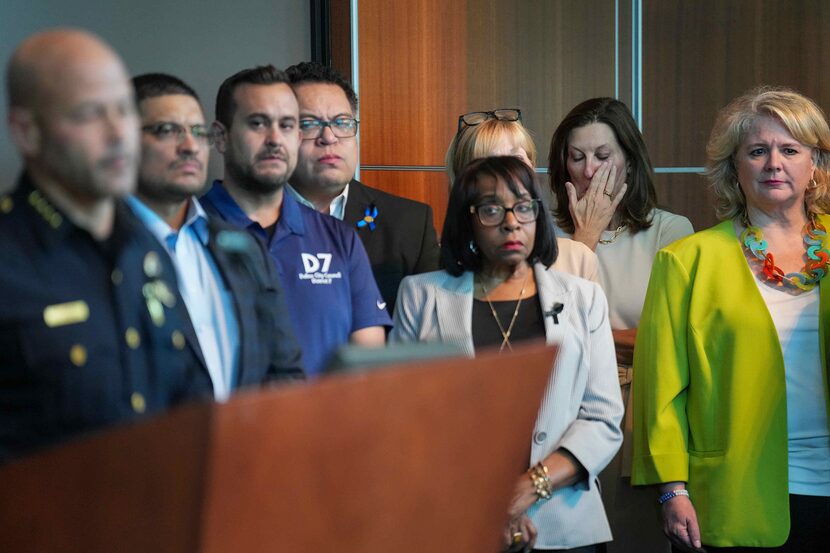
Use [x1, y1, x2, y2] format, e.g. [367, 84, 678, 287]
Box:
[469, 199, 539, 226]
[299, 117, 359, 140]
[141, 122, 214, 146]
[457, 108, 522, 132]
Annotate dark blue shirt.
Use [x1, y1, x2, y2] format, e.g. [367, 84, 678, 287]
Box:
[0, 174, 209, 463]
[201, 182, 391, 375]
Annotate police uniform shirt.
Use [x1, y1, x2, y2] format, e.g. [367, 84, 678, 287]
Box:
[202, 181, 391, 376]
[0, 174, 208, 463]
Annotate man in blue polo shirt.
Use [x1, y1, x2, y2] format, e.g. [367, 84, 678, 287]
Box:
[201, 65, 390, 376]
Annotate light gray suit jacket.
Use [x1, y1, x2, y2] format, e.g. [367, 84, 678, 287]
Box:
[390, 264, 624, 548]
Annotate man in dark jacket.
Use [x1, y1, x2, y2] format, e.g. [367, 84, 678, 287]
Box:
[129, 73, 304, 399]
[285, 62, 440, 314]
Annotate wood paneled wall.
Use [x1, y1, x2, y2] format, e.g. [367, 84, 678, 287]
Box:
[331, 0, 830, 234]
[644, 0, 830, 229]
[358, 0, 469, 167]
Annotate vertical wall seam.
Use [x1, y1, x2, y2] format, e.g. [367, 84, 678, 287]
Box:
[351, 0, 361, 180]
[614, 0, 619, 99]
[632, 0, 642, 129]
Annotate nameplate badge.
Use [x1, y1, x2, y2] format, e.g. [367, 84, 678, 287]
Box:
[43, 300, 90, 328]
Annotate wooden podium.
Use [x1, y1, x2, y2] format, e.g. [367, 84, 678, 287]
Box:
[0, 342, 556, 553]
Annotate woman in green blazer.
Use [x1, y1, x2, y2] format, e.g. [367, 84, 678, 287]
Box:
[632, 87, 830, 551]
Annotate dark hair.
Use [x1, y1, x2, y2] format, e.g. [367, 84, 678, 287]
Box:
[132, 73, 199, 104]
[284, 61, 358, 114]
[214, 65, 291, 128]
[548, 97, 656, 234]
[441, 155, 557, 276]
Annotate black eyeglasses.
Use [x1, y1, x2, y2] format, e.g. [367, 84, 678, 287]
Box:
[141, 122, 214, 146]
[299, 117, 359, 140]
[469, 199, 540, 226]
[457, 108, 522, 132]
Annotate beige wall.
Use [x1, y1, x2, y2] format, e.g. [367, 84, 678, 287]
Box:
[0, 0, 310, 190]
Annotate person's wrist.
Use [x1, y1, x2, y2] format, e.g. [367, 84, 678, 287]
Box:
[527, 462, 554, 501]
[572, 228, 601, 250]
[658, 488, 690, 505]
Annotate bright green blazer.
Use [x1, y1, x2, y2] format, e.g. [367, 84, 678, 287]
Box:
[631, 216, 830, 547]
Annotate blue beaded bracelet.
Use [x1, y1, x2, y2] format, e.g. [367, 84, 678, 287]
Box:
[658, 489, 690, 505]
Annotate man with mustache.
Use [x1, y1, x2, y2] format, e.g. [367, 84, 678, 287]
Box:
[0, 30, 207, 462]
[129, 73, 304, 400]
[202, 65, 390, 376]
[284, 62, 440, 315]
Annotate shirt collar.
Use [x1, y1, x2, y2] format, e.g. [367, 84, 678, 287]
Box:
[285, 182, 349, 220]
[204, 180, 305, 237]
[127, 195, 210, 249]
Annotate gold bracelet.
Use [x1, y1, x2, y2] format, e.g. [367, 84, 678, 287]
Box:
[528, 462, 553, 501]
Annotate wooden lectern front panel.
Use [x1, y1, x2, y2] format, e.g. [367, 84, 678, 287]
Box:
[0, 343, 556, 553]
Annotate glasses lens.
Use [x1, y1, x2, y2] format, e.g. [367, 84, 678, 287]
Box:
[492, 109, 521, 123]
[513, 200, 539, 223]
[461, 112, 490, 127]
[144, 122, 183, 142]
[191, 125, 213, 145]
[476, 204, 505, 226]
[331, 118, 358, 137]
[474, 200, 538, 226]
[299, 119, 321, 139]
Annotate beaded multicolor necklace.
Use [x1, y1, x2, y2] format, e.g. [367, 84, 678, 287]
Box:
[740, 214, 830, 290]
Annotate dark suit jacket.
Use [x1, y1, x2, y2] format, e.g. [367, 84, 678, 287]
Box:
[178, 216, 305, 395]
[343, 179, 440, 314]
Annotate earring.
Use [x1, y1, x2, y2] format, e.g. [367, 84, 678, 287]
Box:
[468, 240, 479, 255]
[808, 178, 818, 190]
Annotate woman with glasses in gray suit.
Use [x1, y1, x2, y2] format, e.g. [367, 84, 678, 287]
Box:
[390, 155, 623, 552]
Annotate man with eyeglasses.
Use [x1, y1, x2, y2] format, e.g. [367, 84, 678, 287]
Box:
[201, 65, 390, 376]
[0, 31, 208, 463]
[284, 62, 439, 316]
[128, 73, 304, 399]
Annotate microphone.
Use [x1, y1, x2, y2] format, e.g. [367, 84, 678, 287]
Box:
[544, 303, 564, 324]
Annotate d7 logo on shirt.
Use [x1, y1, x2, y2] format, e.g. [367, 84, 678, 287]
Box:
[299, 253, 342, 285]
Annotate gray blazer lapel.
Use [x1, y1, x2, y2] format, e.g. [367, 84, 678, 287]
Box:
[434, 272, 476, 356]
[534, 264, 573, 345]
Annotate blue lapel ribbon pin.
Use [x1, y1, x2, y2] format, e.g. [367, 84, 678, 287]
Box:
[357, 204, 378, 231]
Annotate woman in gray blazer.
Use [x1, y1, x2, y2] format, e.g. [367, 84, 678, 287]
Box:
[390, 156, 623, 552]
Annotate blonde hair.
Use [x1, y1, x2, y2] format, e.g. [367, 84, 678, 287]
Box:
[445, 118, 537, 183]
[706, 85, 830, 220]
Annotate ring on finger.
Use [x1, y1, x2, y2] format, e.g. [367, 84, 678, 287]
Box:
[512, 531, 524, 544]
[603, 190, 613, 197]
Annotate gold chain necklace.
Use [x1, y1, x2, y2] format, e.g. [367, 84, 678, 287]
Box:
[478, 270, 530, 353]
[598, 224, 627, 245]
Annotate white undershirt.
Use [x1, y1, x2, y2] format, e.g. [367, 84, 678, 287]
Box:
[755, 282, 830, 496]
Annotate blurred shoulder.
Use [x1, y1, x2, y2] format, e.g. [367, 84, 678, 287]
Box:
[650, 208, 695, 248]
[552, 237, 599, 282]
[651, 208, 692, 227]
[536, 263, 605, 299]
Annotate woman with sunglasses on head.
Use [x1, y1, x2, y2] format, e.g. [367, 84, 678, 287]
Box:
[391, 155, 623, 552]
[633, 86, 830, 552]
[549, 98, 694, 552]
[447, 108, 600, 283]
